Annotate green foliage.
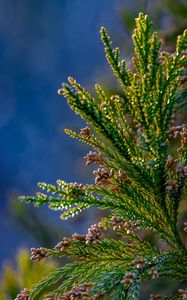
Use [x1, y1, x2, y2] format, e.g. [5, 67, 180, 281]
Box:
[17, 13, 187, 299]
[0, 249, 57, 300]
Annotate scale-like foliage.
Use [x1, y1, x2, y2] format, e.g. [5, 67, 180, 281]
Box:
[17, 13, 187, 300]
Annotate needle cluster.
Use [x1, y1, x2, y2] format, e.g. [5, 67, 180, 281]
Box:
[17, 13, 187, 299]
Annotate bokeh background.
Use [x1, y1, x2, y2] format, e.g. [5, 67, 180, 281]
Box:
[0, 0, 187, 298]
[0, 0, 125, 262]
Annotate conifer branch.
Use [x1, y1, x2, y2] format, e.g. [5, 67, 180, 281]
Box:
[16, 13, 187, 300]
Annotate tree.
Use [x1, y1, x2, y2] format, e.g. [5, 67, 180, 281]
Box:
[16, 13, 187, 300]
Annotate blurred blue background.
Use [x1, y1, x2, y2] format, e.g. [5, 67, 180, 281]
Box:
[0, 0, 128, 264]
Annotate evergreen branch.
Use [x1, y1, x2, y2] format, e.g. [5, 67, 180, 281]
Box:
[126, 270, 141, 300]
[30, 262, 94, 299]
[59, 80, 131, 159]
[16, 13, 187, 300]
[100, 27, 130, 89]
